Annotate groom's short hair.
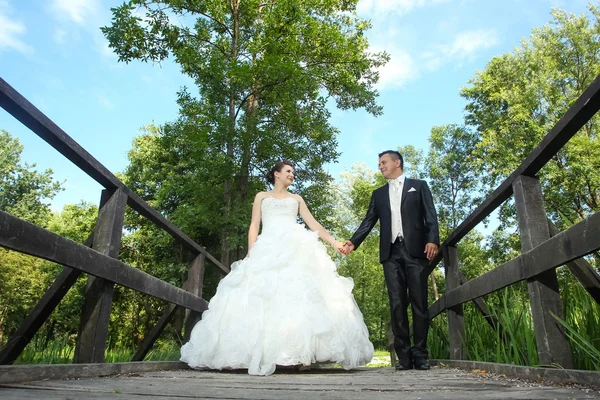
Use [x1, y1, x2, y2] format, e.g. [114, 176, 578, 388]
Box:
[379, 150, 404, 169]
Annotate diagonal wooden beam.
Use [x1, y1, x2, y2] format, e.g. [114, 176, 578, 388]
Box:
[0, 210, 208, 313]
[132, 254, 207, 362]
[547, 219, 600, 305]
[132, 303, 179, 362]
[431, 209, 600, 315]
[0, 235, 93, 365]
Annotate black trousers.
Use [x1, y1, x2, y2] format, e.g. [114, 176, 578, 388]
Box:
[382, 237, 429, 360]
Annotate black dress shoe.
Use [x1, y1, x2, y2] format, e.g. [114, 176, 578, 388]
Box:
[413, 358, 430, 370]
[395, 358, 413, 370]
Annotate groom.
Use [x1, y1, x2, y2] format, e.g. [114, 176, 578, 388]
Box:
[343, 150, 439, 371]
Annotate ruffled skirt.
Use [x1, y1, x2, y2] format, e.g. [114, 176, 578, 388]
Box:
[180, 223, 374, 375]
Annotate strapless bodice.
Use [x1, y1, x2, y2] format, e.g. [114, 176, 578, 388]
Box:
[260, 197, 299, 231]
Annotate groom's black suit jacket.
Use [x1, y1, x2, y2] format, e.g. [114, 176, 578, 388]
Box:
[349, 178, 440, 263]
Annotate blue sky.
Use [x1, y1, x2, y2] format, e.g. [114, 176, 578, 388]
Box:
[0, 0, 593, 212]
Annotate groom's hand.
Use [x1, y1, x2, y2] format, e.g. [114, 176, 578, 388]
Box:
[342, 240, 355, 255]
[424, 243, 439, 260]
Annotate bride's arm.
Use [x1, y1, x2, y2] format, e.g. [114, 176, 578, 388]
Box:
[296, 195, 345, 253]
[247, 192, 264, 254]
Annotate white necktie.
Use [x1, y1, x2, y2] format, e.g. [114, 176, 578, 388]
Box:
[390, 179, 403, 241]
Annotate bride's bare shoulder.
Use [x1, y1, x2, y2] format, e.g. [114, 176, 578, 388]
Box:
[291, 193, 305, 204]
[254, 191, 268, 201]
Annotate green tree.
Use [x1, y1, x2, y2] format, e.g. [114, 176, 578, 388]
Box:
[0, 130, 64, 343]
[0, 250, 46, 345]
[46, 201, 98, 243]
[102, 0, 388, 266]
[426, 124, 481, 238]
[0, 130, 63, 227]
[0, 201, 99, 346]
[40, 202, 99, 342]
[398, 145, 427, 180]
[461, 5, 600, 238]
[328, 164, 389, 347]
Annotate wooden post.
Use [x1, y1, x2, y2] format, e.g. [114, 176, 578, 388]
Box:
[0, 229, 94, 365]
[184, 254, 206, 342]
[74, 188, 127, 363]
[513, 175, 573, 368]
[443, 245, 467, 360]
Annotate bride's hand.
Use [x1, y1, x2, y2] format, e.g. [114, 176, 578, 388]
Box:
[332, 241, 346, 255]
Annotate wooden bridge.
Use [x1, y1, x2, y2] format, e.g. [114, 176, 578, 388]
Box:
[0, 363, 599, 399]
[1, 73, 600, 398]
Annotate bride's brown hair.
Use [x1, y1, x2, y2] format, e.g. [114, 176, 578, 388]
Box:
[266, 160, 294, 185]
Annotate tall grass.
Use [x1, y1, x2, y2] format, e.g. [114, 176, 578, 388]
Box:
[15, 334, 74, 364]
[559, 271, 600, 370]
[429, 275, 600, 371]
[10, 270, 599, 370]
[13, 334, 181, 364]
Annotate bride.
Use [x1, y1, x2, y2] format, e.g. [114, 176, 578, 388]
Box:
[180, 161, 374, 375]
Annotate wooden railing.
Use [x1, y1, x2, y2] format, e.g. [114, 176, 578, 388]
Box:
[426, 74, 600, 368]
[2, 71, 600, 373]
[0, 77, 228, 365]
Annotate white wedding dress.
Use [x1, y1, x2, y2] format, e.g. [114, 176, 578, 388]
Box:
[180, 197, 374, 375]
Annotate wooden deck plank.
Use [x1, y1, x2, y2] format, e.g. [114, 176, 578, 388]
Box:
[0, 368, 597, 399]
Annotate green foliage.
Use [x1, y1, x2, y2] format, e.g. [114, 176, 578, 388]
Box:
[559, 269, 600, 370]
[0, 200, 98, 348]
[426, 125, 481, 236]
[5, 2, 600, 373]
[46, 201, 98, 242]
[102, 0, 388, 265]
[0, 130, 65, 344]
[14, 333, 75, 365]
[0, 130, 63, 227]
[461, 5, 600, 230]
[0, 250, 47, 344]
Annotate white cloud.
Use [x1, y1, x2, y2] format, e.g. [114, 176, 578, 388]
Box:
[97, 93, 114, 110]
[445, 29, 498, 59]
[355, 0, 498, 84]
[47, 0, 116, 61]
[358, 0, 451, 18]
[421, 51, 442, 71]
[363, 17, 419, 90]
[50, 0, 100, 25]
[422, 29, 498, 71]
[357, 128, 376, 155]
[0, 0, 34, 55]
[53, 28, 67, 44]
[99, 39, 116, 59]
[376, 48, 418, 89]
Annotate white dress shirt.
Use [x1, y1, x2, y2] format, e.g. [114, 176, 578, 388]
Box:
[388, 175, 405, 243]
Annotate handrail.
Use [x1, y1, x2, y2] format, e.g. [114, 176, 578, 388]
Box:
[424, 73, 600, 277]
[0, 77, 228, 275]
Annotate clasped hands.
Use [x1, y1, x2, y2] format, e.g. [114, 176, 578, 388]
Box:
[333, 240, 439, 260]
[329, 240, 355, 256]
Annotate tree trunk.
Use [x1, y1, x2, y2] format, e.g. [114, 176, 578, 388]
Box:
[220, 0, 241, 267]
